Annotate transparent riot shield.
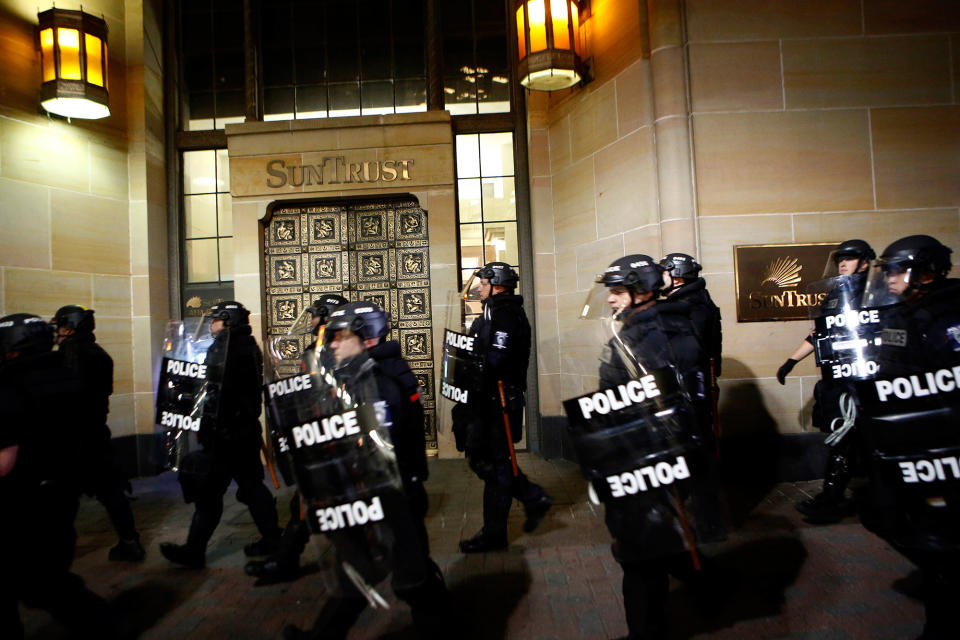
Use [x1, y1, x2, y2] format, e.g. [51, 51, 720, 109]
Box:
[853, 336, 960, 555]
[155, 317, 224, 472]
[808, 275, 882, 384]
[263, 345, 427, 608]
[437, 289, 485, 437]
[262, 318, 328, 487]
[801, 276, 881, 444]
[563, 311, 726, 564]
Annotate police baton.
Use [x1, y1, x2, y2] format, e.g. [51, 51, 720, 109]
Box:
[497, 380, 520, 477]
[260, 435, 280, 490]
[671, 488, 702, 571]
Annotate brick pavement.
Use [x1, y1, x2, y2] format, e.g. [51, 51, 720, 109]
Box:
[21, 453, 924, 639]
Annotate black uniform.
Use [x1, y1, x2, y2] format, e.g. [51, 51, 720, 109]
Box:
[599, 302, 709, 639]
[798, 273, 869, 521]
[58, 331, 141, 551]
[293, 340, 449, 639]
[248, 337, 324, 580]
[668, 277, 722, 377]
[465, 292, 549, 544]
[0, 351, 113, 638]
[856, 278, 960, 640]
[173, 324, 280, 560]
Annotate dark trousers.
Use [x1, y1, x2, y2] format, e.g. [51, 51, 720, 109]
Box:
[95, 483, 138, 541]
[85, 436, 139, 541]
[305, 484, 450, 639]
[819, 440, 853, 501]
[894, 548, 960, 640]
[616, 549, 698, 640]
[185, 447, 279, 550]
[273, 493, 310, 566]
[2, 488, 113, 639]
[482, 457, 547, 538]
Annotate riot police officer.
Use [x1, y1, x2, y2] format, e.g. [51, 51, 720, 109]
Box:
[246, 294, 346, 583]
[458, 262, 552, 554]
[284, 301, 450, 639]
[52, 304, 144, 561]
[777, 239, 875, 523]
[1, 313, 115, 638]
[160, 301, 281, 568]
[591, 255, 716, 639]
[661, 253, 723, 443]
[660, 253, 722, 377]
[854, 235, 959, 639]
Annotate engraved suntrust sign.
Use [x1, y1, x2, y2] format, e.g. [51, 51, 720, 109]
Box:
[734, 243, 839, 322]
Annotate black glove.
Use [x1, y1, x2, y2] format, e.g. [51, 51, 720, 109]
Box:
[776, 358, 798, 385]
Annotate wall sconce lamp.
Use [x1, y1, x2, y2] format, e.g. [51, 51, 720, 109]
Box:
[37, 8, 110, 120]
[515, 0, 591, 91]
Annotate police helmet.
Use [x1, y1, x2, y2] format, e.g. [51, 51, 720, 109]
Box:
[877, 235, 952, 278]
[475, 262, 519, 290]
[660, 253, 702, 279]
[207, 301, 250, 327]
[601, 254, 665, 295]
[53, 304, 95, 332]
[326, 301, 391, 342]
[833, 239, 875, 264]
[0, 313, 54, 357]
[307, 294, 347, 325]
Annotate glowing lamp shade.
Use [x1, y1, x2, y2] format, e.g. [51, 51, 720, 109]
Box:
[37, 8, 110, 119]
[515, 0, 583, 91]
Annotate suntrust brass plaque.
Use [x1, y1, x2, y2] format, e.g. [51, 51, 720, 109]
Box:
[734, 243, 839, 322]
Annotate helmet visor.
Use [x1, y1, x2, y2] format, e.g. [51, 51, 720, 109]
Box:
[862, 258, 913, 308]
[822, 249, 868, 278]
[459, 271, 486, 320]
[287, 306, 316, 337]
[580, 277, 632, 320]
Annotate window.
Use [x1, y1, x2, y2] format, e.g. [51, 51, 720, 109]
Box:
[260, 0, 427, 121]
[441, 0, 512, 115]
[181, 0, 245, 130]
[456, 132, 518, 318]
[171, 0, 526, 320]
[183, 149, 232, 284]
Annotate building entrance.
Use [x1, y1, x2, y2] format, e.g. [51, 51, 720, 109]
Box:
[261, 196, 438, 450]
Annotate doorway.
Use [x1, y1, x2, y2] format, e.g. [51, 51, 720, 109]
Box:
[260, 196, 437, 450]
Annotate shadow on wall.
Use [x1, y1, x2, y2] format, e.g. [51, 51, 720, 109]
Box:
[716, 359, 827, 526]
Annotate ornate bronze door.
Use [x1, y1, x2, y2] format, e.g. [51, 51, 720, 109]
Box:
[262, 197, 437, 450]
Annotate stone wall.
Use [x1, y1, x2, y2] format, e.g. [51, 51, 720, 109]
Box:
[529, 0, 960, 448]
[0, 0, 167, 475]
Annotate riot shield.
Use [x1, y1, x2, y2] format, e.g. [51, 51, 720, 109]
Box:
[437, 290, 485, 436]
[262, 319, 328, 487]
[808, 276, 882, 384]
[853, 354, 960, 555]
[564, 312, 725, 563]
[155, 318, 224, 472]
[263, 347, 426, 607]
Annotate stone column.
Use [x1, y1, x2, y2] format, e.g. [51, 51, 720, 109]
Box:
[127, 0, 170, 474]
[647, 0, 697, 256]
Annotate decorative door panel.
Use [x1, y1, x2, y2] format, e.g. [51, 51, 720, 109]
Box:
[263, 199, 437, 450]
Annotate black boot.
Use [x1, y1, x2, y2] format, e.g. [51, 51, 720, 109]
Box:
[159, 542, 205, 569]
[523, 495, 553, 533]
[797, 491, 855, 523]
[797, 447, 853, 524]
[108, 538, 145, 562]
[459, 529, 507, 553]
[245, 556, 300, 584]
[243, 535, 281, 557]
